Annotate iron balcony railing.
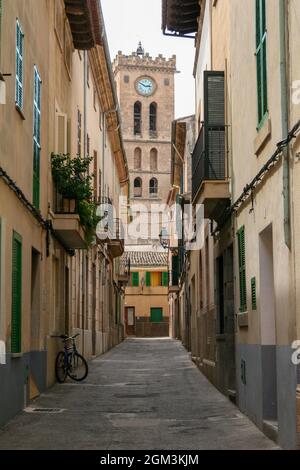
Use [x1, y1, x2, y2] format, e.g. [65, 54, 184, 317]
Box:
[192, 124, 226, 201]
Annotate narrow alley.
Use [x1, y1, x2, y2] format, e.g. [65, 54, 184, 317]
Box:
[0, 339, 277, 450]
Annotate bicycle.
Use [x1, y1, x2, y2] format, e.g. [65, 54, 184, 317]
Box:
[53, 333, 88, 383]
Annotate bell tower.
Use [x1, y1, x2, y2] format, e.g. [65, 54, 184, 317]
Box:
[113, 45, 176, 246]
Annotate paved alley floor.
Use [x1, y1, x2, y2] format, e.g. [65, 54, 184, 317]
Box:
[0, 338, 278, 450]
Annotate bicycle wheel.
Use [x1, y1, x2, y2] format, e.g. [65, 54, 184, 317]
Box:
[67, 352, 88, 381]
[55, 351, 68, 383]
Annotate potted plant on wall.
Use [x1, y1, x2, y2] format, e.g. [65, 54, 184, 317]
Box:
[51, 153, 101, 246]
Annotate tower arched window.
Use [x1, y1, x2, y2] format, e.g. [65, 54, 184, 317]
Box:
[149, 177, 158, 197]
[150, 148, 158, 171]
[134, 177, 142, 198]
[134, 147, 142, 170]
[149, 102, 157, 133]
[134, 101, 142, 135]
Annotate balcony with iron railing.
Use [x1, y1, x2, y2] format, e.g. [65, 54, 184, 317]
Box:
[192, 123, 230, 221]
[106, 217, 125, 258]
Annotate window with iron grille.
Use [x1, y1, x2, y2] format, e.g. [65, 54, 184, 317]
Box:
[256, 0, 268, 127]
[15, 19, 24, 110]
[33, 66, 42, 209]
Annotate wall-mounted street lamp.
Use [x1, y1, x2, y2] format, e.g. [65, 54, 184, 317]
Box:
[159, 227, 169, 250]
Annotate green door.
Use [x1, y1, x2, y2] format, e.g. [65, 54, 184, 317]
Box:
[11, 232, 22, 353]
[150, 308, 163, 323]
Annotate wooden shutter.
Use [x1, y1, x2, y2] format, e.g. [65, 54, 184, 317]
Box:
[131, 272, 139, 287]
[256, 0, 267, 126]
[203, 71, 225, 180]
[11, 232, 22, 354]
[15, 20, 24, 109]
[162, 271, 169, 287]
[33, 66, 41, 208]
[237, 227, 247, 312]
[146, 272, 151, 287]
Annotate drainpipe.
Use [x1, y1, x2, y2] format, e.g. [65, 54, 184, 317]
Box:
[82, 51, 88, 357]
[279, 0, 290, 248]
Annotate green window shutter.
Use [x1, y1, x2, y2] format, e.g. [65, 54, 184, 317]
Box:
[256, 0, 268, 126]
[162, 271, 169, 287]
[237, 226, 247, 312]
[33, 66, 41, 209]
[150, 308, 163, 323]
[146, 272, 151, 287]
[251, 277, 257, 310]
[11, 232, 22, 354]
[131, 272, 139, 287]
[15, 20, 24, 109]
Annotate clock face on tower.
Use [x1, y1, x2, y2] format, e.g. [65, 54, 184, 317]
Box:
[136, 77, 155, 96]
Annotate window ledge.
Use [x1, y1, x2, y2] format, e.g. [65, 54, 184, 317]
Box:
[236, 311, 248, 328]
[254, 117, 271, 156]
[11, 352, 23, 359]
[15, 105, 25, 120]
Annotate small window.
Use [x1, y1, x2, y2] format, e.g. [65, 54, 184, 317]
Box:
[134, 177, 142, 198]
[134, 101, 142, 135]
[149, 177, 158, 197]
[150, 148, 158, 171]
[164, 78, 170, 86]
[149, 102, 157, 133]
[124, 75, 129, 84]
[134, 147, 142, 170]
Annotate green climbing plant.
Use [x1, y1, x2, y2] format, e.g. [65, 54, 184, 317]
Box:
[51, 153, 101, 246]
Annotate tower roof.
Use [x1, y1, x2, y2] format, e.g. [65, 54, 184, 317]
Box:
[136, 41, 145, 57]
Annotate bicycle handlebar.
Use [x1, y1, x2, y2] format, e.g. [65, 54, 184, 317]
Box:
[51, 333, 80, 341]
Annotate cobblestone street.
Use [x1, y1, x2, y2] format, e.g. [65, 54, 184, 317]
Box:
[0, 339, 278, 450]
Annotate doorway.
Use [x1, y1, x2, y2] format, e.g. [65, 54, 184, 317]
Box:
[30, 249, 41, 351]
[259, 224, 278, 422]
[125, 307, 135, 336]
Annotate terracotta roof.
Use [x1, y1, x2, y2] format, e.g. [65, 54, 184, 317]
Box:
[121, 251, 168, 268]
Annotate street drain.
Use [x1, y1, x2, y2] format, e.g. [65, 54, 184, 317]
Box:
[24, 407, 65, 414]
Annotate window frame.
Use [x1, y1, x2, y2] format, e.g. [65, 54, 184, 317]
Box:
[15, 19, 24, 110]
[255, 0, 268, 128]
[33, 66, 42, 209]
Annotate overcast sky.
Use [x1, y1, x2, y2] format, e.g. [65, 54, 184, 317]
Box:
[101, 0, 195, 119]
